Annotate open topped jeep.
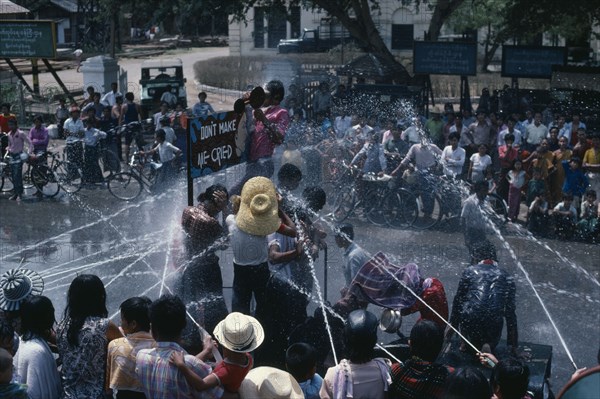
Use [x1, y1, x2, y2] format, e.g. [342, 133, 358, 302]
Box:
[139, 59, 187, 117]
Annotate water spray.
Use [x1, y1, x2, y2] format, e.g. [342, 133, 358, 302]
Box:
[294, 211, 339, 365]
[481, 208, 579, 371]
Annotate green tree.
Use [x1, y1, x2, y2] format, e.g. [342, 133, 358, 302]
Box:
[228, 0, 466, 64]
[449, 0, 600, 71]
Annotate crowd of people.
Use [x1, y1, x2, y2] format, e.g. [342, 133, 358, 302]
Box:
[2, 80, 599, 243]
[0, 234, 596, 399]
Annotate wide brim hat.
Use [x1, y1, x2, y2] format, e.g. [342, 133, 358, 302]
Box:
[213, 312, 264, 353]
[238, 367, 304, 399]
[0, 268, 44, 312]
[236, 176, 280, 236]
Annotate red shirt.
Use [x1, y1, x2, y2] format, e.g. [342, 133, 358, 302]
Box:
[402, 278, 449, 329]
[212, 353, 253, 393]
[250, 105, 289, 161]
[0, 113, 16, 133]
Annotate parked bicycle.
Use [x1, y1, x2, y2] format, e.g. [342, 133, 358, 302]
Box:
[107, 151, 162, 201]
[47, 149, 83, 194]
[330, 162, 393, 225]
[1, 152, 61, 198]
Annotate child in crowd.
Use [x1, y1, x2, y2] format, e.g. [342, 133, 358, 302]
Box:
[553, 193, 578, 239]
[286, 342, 323, 399]
[468, 144, 492, 183]
[526, 168, 546, 206]
[527, 192, 550, 237]
[507, 160, 526, 222]
[562, 157, 589, 210]
[577, 189, 599, 242]
[0, 348, 28, 398]
[170, 312, 263, 398]
[140, 129, 181, 188]
[107, 296, 155, 399]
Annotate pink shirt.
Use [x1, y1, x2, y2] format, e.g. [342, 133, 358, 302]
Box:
[7, 129, 30, 153]
[250, 105, 289, 161]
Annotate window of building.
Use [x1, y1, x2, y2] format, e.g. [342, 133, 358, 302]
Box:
[254, 7, 265, 48]
[391, 24, 414, 50]
[290, 6, 301, 39]
[267, 6, 287, 48]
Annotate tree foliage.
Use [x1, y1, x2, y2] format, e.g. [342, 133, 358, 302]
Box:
[229, 0, 466, 64]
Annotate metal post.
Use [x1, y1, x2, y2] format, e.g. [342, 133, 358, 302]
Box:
[31, 59, 40, 94]
[323, 247, 328, 302]
[186, 116, 193, 206]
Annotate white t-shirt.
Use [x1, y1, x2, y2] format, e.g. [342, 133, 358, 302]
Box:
[470, 153, 492, 181]
[155, 141, 179, 163]
[226, 215, 268, 265]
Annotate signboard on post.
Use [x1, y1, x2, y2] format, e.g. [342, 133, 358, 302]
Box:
[0, 20, 57, 59]
[187, 111, 246, 179]
[413, 41, 477, 76]
[501, 46, 567, 79]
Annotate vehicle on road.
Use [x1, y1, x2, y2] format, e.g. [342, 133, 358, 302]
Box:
[278, 26, 351, 53]
[139, 59, 187, 117]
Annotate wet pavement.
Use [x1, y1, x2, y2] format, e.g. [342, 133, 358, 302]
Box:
[0, 162, 598, 393]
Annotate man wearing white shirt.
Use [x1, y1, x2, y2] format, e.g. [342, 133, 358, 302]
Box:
[63, 106, 85, 172]
[400, 118, 422, 145]
[525, 112, 548, 151]
[442, 132, 466, 178]
[100, 82, 122, 107]
[334, 114, 353, 139]
[497, 118, 522, 147]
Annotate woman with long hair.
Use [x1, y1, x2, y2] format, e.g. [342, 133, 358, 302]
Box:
[13, 295, 61, 399]
[57, 274, 122, 399]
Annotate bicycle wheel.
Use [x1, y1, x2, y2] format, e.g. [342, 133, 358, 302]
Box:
[55, 161, 83, 194]
[108, 172, 143, 201]
[99, 149, 121, 178]
[22, 164, 37, 196]
[332, 186, 356, 222]
[383, 188, 418, 228]
[32, 165, 60, 197]
[412, 193, 443, 230]
[0, 173, 13, 193]
[365, 188, 387, 226]
[486, 193, 508, 222]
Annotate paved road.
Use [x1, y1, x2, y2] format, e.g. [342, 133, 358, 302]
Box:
[0, 167, 598, 393]
[29, 47, 236, 112]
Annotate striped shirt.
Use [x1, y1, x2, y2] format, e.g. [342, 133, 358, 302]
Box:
[389, 357, 453, 399]
[135, 341, 222, 399]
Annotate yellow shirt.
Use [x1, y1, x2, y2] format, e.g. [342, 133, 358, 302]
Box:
[583, 148, 600, 166]
[107, 331, 156, 392]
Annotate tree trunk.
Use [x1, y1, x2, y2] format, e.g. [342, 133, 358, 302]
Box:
[427, 0, 466, 40]
[316, 0, 397, 64]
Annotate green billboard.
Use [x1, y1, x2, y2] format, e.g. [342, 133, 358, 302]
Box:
[0, 20, 56, 59]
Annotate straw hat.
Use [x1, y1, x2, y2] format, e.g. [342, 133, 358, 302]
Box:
[0, 269, 44, 312]
[235, 177, 280, 236]
[238, 367, 304, 399]
[213, 312, 264, 353]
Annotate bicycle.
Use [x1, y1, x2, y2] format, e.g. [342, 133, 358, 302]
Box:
[47, 149, 83, 194]
[97, 127, 121, 179]
[0, 152, 60, 198]
[330, 162, 391, 225]
[107, 151, 162, 201]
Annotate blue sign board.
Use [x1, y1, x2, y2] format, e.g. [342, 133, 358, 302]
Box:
[413, 41, 477, 76]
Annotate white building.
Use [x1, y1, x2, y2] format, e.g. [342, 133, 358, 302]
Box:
[229, 1, 599, 64]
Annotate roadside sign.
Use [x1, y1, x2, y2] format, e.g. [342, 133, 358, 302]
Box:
[187, 111, 245, 178]
[502, 45, 567, 79]
[0, 20, 57, 59]
[413, 41, 477, 76]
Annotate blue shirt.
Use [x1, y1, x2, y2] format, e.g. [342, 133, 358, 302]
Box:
[299, 373, 323, 399]
[562, 160, 589, 197]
